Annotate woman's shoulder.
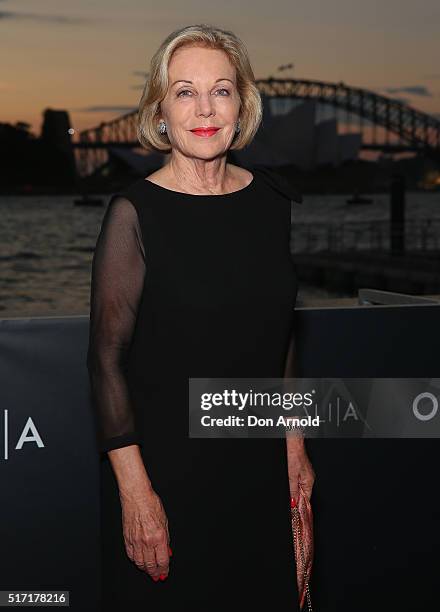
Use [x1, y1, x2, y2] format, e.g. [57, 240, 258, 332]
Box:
[116, 177, 150, 200]
[251, 164, 303, 203]
[107, 177, 157, 214]
[104, 181, 156, 234]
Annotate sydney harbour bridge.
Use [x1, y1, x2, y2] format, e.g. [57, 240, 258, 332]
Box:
[72, 78, 440, 176]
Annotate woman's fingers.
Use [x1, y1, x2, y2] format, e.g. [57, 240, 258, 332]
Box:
[138, 525, 170, 580]
[154, 538, 170, 579]
[301, 462, 316, 501]
[143, 542, 160, 579]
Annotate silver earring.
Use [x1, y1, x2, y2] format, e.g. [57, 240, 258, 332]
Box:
[158, 120, 167, 135]
[235, 119, 241, 133]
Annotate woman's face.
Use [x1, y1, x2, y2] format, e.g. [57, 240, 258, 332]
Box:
[159, 45, 241, 160]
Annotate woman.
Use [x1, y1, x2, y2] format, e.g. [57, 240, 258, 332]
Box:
[87, 23, 315, 611]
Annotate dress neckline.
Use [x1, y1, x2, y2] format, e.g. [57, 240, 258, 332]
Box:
[141, 172, 256, 199]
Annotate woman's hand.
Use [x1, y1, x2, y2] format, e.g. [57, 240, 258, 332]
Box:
[119, 488, 171, 581]
[286, 435, 315, 502]
[107, 445, 172, 582]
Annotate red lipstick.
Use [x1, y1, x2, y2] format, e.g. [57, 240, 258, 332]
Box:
[190, 127, 220, 137]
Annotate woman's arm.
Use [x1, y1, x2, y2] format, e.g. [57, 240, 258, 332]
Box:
[87, 194, 146, 453]
[87, 195, 171, 580]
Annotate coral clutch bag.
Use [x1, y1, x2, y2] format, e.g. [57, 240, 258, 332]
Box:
[291, 481, 314, 611]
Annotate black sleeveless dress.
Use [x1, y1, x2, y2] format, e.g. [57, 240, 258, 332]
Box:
[87, 166, 303, 611]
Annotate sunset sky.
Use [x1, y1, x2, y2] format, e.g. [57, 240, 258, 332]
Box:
[1, 0, 439, 137]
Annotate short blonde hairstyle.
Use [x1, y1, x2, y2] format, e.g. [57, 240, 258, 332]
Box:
[137, 24, 263, 153]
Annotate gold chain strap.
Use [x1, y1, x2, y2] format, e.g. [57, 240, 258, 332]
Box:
[292, 507, 313, 612]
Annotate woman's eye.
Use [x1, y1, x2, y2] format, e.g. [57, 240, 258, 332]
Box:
[177, 88, 230, 98]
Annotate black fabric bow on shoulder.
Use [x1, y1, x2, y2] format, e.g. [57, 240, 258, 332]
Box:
[251, 164, 303, 204]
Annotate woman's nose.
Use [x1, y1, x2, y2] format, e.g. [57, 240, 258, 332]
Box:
[195, 93, 215, 116]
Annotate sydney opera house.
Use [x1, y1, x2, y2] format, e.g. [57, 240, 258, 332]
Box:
[233, 95, 362, 170]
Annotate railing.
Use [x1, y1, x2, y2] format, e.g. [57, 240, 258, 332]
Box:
[291, 219, 440, 252]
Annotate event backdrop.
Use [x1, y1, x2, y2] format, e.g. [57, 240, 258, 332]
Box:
[0, 301, 439, 611]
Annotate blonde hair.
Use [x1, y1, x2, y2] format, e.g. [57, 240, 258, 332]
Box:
[137, 24, 262, 153]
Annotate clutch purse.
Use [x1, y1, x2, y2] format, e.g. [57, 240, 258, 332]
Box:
[291, 481, 314, 611]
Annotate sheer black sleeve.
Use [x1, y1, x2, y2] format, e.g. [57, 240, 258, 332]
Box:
[87, 194, 146, 454]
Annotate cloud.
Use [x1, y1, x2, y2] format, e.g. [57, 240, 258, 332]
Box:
[76, 105, 137, 114]
[0, 11, 89, 24]
[384, 85, 432, 97]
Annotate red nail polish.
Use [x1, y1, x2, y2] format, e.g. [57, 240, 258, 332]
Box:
[159, 574, 167, 580]
[291, 496, 297, 508]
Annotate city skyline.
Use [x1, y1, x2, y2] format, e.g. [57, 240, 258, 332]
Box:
[1, 0, 439, 136]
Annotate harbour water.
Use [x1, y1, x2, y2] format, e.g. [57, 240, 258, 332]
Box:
[0, 191, 438, 319]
